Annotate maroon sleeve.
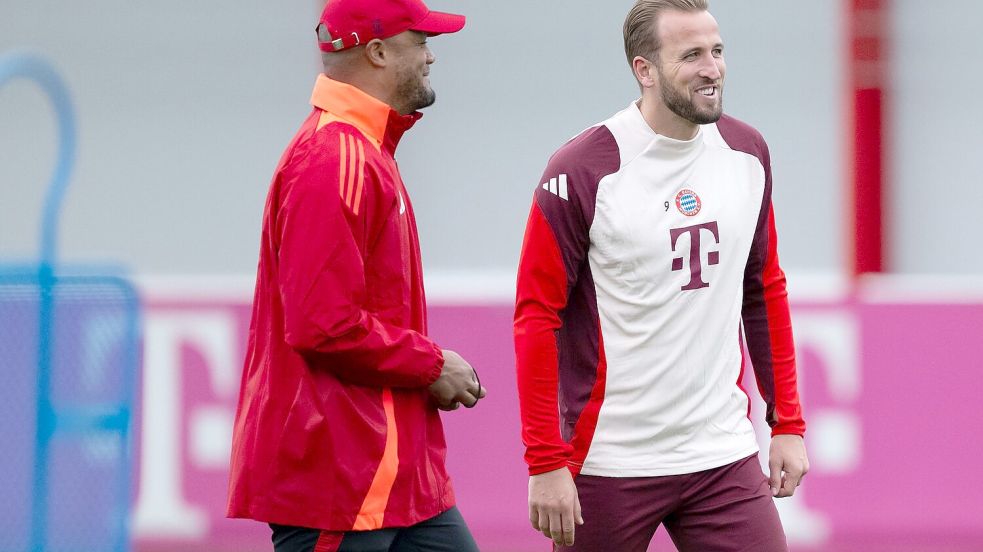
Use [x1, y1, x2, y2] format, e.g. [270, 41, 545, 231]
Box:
[755, 204, 805, 436]
[717, 115, 806, 435]
[514, 126, 619, 475]
[514, 201, 575, 475]
[274, 127, 442, 389]
[718, 115, 806, 437]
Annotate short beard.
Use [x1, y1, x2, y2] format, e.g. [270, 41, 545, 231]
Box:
[395, 68, 436, 113]
[655, 63, 722, 125]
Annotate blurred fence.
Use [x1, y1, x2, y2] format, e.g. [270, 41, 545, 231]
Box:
[0, 270, 140, 552]
[1, 52, 139, 552]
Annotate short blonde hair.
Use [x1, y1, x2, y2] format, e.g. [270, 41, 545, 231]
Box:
[623, 0, 710, 64]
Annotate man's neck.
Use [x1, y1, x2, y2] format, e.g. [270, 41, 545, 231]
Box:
[637, 97, 699, 141]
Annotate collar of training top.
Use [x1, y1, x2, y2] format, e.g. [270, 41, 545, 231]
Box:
[309, 75, 421, 152]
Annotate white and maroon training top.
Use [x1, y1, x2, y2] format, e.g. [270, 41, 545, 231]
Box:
[514, 101, 806, 478]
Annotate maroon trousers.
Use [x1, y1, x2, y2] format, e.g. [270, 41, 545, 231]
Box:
[560, 454, 787, 552]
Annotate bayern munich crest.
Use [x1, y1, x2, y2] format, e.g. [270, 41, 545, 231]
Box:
[675, 189, 702, 216]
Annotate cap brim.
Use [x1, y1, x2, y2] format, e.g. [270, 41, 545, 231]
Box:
[411, 11, 466, 36]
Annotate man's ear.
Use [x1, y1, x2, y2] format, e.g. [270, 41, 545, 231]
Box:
[364, 39, 387, 68]
[633, 55, 657, 89]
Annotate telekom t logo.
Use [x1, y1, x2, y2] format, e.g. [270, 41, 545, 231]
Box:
[670, 221, 720, 290]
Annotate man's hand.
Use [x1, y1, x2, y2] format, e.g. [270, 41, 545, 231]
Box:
[429, 349, 486, 409]
[768, 434, 809, 498]
[529, 467, 583, 547]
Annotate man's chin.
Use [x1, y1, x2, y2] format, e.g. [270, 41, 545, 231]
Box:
[413, 91, 437, 111]
[691, 104, 723, 125]
[702, 110, 723, 124]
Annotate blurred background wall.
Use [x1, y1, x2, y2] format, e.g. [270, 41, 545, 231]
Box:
[4, 0, 849, 278]
[6, 0, 980, 277]
[890, 0, 983, 274]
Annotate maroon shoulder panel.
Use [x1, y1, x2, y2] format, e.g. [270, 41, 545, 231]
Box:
[533, 125, 621, 441]
[715, 114, 778, 415]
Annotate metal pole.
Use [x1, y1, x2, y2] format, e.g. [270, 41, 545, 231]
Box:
[0, 51, 77, 552]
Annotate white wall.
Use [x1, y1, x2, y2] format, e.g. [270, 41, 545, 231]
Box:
[891, 0, 983, 274]
[14, 1, 964, 278]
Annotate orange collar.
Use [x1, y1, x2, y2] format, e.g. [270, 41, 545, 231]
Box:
[310, 75, 421, 153]
[310, 75, 393, 145]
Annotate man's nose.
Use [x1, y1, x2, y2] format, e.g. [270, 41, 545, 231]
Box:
[698, 54, 721, 80]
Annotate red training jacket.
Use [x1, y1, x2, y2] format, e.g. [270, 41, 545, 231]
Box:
[227, 75, 453, 531]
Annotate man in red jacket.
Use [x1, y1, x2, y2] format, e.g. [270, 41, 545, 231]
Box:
[227, 1, 484, 550]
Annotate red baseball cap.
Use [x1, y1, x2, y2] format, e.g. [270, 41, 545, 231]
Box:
[317, 0, 466, 52]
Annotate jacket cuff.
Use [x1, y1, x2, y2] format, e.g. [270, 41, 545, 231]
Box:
[424, 345, 444, 386]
